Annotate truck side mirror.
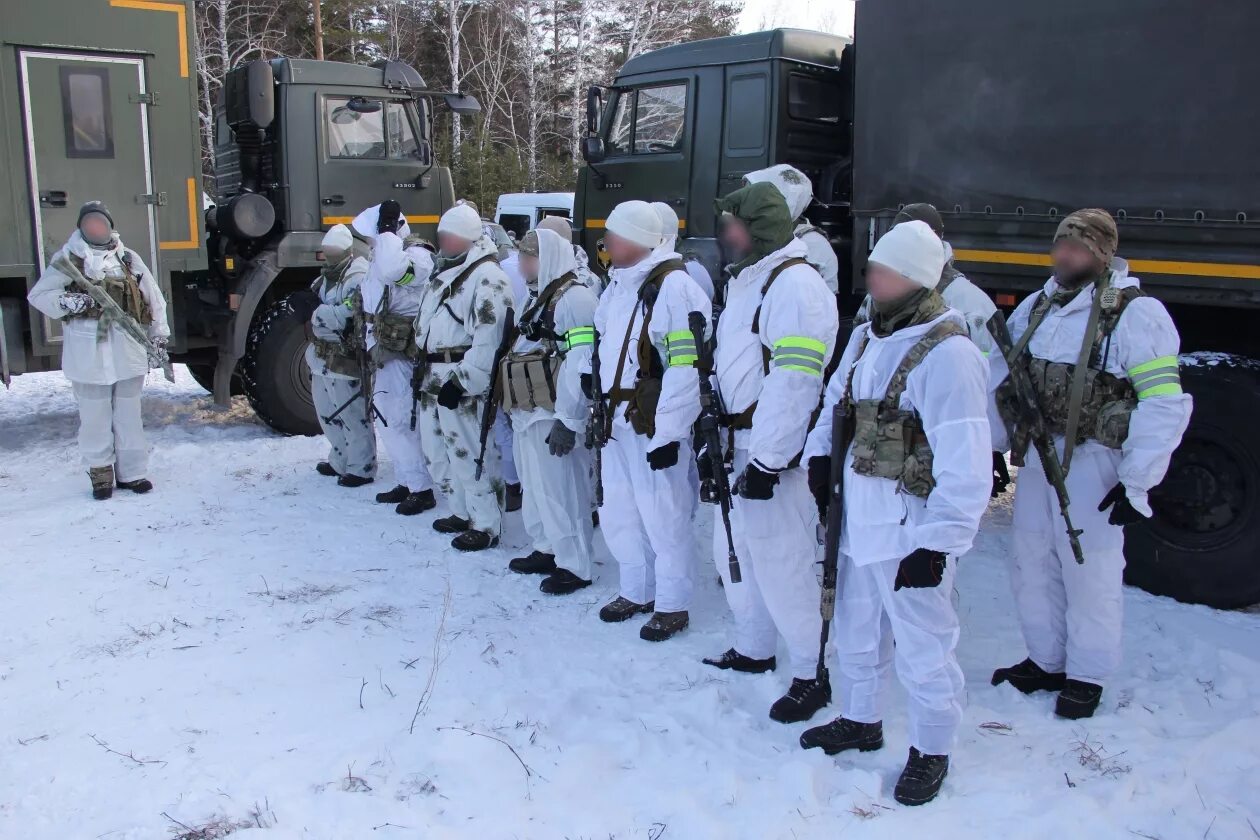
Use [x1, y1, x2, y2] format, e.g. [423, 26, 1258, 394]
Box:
[444, 93, 481, 115]
[585, 85, 603, 134]
[244, 60, 275, 129]
[581, 136, 606, 164]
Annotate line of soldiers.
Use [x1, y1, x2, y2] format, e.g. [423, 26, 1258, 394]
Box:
[34, 172, 1191, 806]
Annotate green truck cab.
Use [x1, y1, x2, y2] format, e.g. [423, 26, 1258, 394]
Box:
[576, 4, 1260, 610]
[1, 0, 477, 435]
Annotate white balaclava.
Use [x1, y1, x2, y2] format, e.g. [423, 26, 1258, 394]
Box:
[743, 163, 813, 221]
[438, 204, 484, 242]
[867, 220, 947, 290]
[321, 224, 353, 258]
[605, 200, 664, 250]
[651, 202, 680, 251]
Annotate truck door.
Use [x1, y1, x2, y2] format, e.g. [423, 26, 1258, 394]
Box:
[18, 51, 158, 351]
[317, 96, 437, 231]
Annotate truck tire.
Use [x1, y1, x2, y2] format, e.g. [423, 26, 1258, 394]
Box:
[239, 294, 320, 436]
[1123, 354, 1260, 609]
[185, 363, 244, 397]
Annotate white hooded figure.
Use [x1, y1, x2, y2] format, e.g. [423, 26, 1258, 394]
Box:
[307, 224, 375, 484]
[502, 228, 601, 594]
[536, 214, 603, 293]
[651, 202, 715, 301]
[27, 201, 170, 499]
[743, 164, 840, 294]
[592, 200, 710, 642]
[704, 180, 839, 724]
[989, 209, 1191, 721]
[800, 220, 992, 807]
[350, 203, 435, 516]
[413, 203, 515, 551]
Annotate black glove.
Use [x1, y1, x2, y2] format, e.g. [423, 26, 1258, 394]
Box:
[580, 372, 595, 399]
[1098, 483, 1146, 526]
[289, 288, 321, 323]
[377, 199, 403, 234]
[735, 463, 779, 500]
[646, 441, 680, 471]
[437, 377, 465, 410]
[807, 455, 831, 518]
[894, 548, 947, 591]
[546, 421, 576, 457]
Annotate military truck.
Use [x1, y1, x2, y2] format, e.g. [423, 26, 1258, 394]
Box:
[1, 0, 477, 435]
[575, 1, 1260, 609]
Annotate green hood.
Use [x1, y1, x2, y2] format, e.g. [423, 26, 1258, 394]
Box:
[715, 181, 795, 274]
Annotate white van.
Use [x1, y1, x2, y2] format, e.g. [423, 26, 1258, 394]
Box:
[494, 192, 574, 241]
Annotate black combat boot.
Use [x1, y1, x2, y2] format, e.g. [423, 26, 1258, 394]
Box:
[599, 596, 654, 623]
[376, 484, 409, 504]
[452, 529, 498, 552]
[505, 482, 523, 512]
[894, 747, 950, 806]
[89, 465, 114, 500]
[396, 490, 436, 515]
[316, 461, 338, 477]
[508, 551, 556, 575]
[338, 474, 374, 488]
[640, 611, 689, 642]
[116, 478, 153, 494]
[539, 568, 592, 595]
[1055, 679, 1103, 720]
[769, 677, 832, 724]
[702, 648, 777, 674]
[991, 657, 1067, 694]
[800, 717, 883, 755]
[433, 515, 471, 534]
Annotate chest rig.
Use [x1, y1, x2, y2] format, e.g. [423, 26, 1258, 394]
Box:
[312, 261, 361, 376]
[606, 259, 685, 438]
[499, 273, 578, 412]
[68, 251, 152, 326]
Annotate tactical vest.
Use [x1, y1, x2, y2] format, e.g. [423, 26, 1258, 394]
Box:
[846, 320, 966, 498]
[312, 262, 360, 376]
[369, 275, 419, 356]
[68, 251, 152, 325]
[997, 283, 1142, 460]
[499, 273, 578, 413]
[607, 259, 685, 438]
[417, 254, 499, 359]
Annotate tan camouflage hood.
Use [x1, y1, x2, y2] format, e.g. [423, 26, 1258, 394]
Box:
[1055, 208, 1118, 267]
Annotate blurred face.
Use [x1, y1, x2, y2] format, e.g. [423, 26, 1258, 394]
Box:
[320, 246, 347, 264]
[519, 252, 540, 288]
[438, 232, 473, 258]
[79, 213, 112, 246]
[1051, 238, 1102, 286]
[719, 216, 753, 263]
[866, 262, 918, 304]
[604, 231, 650, 269]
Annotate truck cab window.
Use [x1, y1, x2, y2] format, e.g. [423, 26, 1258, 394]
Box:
[386, 101, 420, 160]
[788, 74, 842, 124]
[325, 96, 386, 159]
[605, 83, 687, 157]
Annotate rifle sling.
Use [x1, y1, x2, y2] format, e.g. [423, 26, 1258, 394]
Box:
[1061, 278, 1107, 472]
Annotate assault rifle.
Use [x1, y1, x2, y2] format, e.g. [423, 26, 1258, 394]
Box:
[688, 310, 741, 584]
[323, 294, 386, 427]
[474, 307, 516, 481]
[815, 400, 853, 685]
[587, 323, 606, 506]
[54, 255, 174, 382]
[988, 310, 1086, 564]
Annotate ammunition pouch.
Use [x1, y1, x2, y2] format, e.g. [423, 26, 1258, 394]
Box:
[68, 252, 152, 325]
[499, 349, 562, 413]
[313, 338, 358, 377]
[373, 312, 416, 355]
[623, 376, 662, 438]
[850, 401, 935, 498]
[1000, 359, 1135, 457]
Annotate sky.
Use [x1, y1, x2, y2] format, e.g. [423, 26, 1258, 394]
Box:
[737, 0, 856, 37]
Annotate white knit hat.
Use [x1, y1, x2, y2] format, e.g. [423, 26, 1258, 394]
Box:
[606, 200, 663, 250]
[438, 204, 483, 241]
[867, 220, 947, 290]
[321, 224, 353, 253]
[650, 202, 680, 248]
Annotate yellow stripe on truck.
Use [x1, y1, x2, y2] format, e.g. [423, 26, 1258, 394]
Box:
[954, 249, 1260, 280]
[321, 215, 441, 226]
[110, 0, 189, 78]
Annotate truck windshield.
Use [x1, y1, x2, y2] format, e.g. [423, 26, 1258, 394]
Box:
[325, 97, 421, 160]
[606, 83, 687, 156]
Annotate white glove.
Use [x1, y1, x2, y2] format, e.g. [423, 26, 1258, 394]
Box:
[58, 292, 94, 315]
[147, 336, 169, 370]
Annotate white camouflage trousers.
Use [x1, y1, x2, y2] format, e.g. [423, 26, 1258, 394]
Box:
[72, 376, 148, 482]
[312, 372, 377, 479]
[373, 358, 432, 493]
[418, 362, 502, 534]
[513, 411, 594, 580]
[715, 449, 822, 679]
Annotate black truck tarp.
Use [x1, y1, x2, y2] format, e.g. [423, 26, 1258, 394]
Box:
[852, 0, 1259, 222]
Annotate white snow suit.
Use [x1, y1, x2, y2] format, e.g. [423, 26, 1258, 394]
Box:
[713, 239, 839, 678]
[28, 230, 170, 481]
[507, 229, 600, 579]
[496, 250, 533, 486]
[805, 309, 992, 756]
[308, 254, 376, 478]
[990, 266, 1192, 685]
[414, 235, 514, 535]
[595, 250, 710, 611]
[359, 231, 432, 493]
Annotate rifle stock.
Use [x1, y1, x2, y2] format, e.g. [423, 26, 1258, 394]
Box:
[988, 310, 1086, 564]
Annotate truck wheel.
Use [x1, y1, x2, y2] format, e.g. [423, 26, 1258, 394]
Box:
[185, 363, 244, 396]
[239, 294, 320, 436]
[1123, 354, 1260, 609]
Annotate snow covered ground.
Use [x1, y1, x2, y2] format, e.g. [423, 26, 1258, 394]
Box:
[2, 367, 1258, 840]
